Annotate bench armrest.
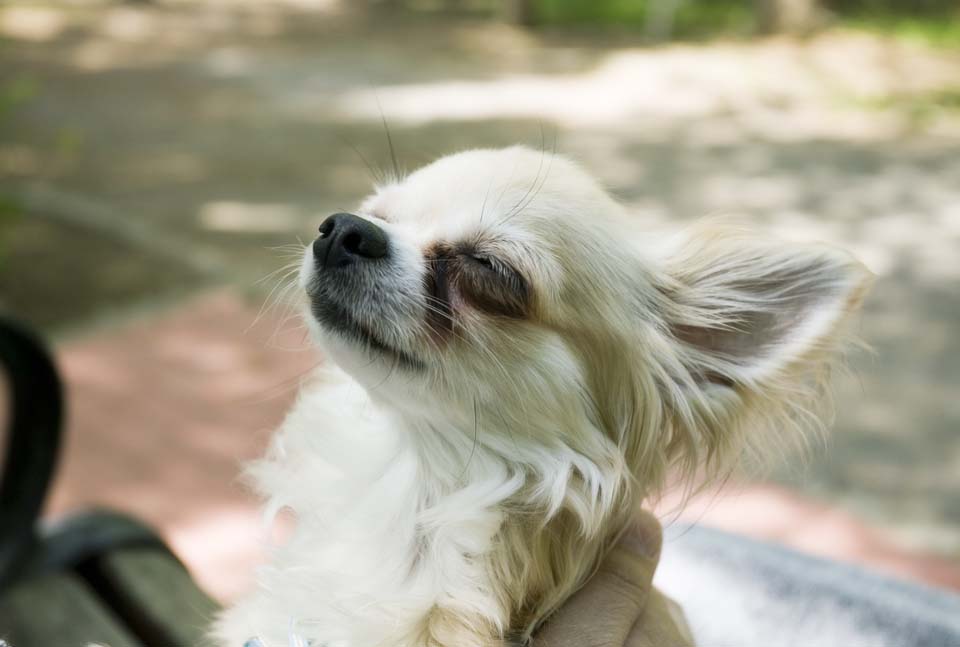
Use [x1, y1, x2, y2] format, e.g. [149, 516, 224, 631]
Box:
[0, 317, 63, 590]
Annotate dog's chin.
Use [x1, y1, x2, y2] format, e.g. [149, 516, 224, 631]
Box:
[309, 294, 425, 372]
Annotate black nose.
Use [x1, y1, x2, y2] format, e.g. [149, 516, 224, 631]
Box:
[313, 212, 389, 270]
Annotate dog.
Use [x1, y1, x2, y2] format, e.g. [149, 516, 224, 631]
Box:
[214, 146, 871, 646]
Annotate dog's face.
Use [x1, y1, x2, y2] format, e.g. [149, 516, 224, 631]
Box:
[301, 148, 642, 408]
[300, 146, 870, 482]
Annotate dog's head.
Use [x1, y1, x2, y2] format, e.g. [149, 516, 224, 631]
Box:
[300, 146, 871, 496]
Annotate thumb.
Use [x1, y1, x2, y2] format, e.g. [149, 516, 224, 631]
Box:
[533, 510, 663, 647]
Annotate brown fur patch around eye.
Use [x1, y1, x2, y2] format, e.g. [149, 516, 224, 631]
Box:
[423, 242, 532, 324]
[423, 243, 456, 341]
[453, 242, 532, 319]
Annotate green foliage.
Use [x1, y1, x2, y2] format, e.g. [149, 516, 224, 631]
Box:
[533, 0, 753, 37]
[0, 197, 23, 272]
[858, 87, 960, 129]
[824, 0, 958, 14]
[844, 13, 960, 48]
[536, 0, 649, 24]
[0, 75, 37, 272]
[0, 76, 39, 123]
[54, 126, 86, 162]
[526, 0, 960, 47]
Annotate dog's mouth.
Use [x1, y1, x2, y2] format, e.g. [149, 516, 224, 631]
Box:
[310, 295, 424, 371]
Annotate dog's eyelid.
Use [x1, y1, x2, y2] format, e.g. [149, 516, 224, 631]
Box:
[464, 251, 518, 279]
[454, 249, 531, 318]
[469, 253, 494, 268]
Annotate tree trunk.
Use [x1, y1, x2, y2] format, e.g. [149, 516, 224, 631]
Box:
[754, 0, 823, 34]
[645, 0, 687, 42]
[501, 0, 537, 26]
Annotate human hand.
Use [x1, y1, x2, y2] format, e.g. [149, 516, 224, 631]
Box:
[533, 510, 693, 647]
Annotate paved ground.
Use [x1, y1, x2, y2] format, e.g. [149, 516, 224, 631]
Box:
[2, 1, 959, 596]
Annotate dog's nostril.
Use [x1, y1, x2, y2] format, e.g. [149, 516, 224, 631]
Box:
[342, 231, 363, 254]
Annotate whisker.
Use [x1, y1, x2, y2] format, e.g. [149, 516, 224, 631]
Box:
[503, 125, 558, 225]
[458, 397, 480, 482]
[336, 132, 385, 187]
[247, 266, 304, 334]
[376, 95, 402, 182]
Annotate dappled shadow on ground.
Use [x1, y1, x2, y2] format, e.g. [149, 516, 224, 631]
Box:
[2, 2, 959, 562]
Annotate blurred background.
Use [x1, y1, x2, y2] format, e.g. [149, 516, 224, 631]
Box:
[1, 0, 959, 603]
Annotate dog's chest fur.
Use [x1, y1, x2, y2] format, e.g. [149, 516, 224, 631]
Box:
[215, 372, 616, 647]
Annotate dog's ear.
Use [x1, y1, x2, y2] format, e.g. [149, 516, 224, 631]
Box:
[659, 226, 872, 391]
[645, 225, 873, 476]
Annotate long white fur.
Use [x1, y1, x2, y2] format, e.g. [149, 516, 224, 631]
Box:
[214, 147, 872, 647]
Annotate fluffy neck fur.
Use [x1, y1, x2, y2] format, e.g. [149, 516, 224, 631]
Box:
[214, 356, 644, 647]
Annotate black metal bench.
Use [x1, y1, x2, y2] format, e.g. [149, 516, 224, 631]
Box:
[0, 317, 220, 646]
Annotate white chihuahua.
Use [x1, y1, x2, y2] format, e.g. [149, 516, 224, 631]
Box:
[215, 147, 871, 646]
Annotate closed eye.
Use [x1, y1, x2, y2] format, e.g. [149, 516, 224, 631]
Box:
[464, 253, 525, 288]
[425, 242, 532, 320]
[468, 254, 495, 270]
[459, 251, 530, 318]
